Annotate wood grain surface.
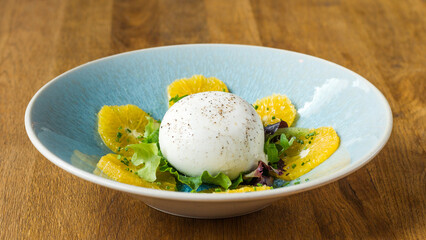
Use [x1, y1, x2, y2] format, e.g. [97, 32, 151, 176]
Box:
[1, 0, 425, 239]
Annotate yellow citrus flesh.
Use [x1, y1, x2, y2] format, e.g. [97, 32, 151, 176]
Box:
[95, 154, 176, 191]
[167, 75, 229, 107]
[278, 127, 340, 181]
[253, 94, 297, 127]
[97, 105, 150, 155]
[220, 185, 272, 193]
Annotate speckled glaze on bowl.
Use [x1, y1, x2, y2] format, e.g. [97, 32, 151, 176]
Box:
[25, 44, 392, 218]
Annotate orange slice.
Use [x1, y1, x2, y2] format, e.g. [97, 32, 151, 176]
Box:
[97, 104, 150, 155]
[218, 185, 272, 193]
[278, 127, 340, 181]
[95, 154, 176, 191]
[167, 75, 229, 107]
[253, 94, 297, 126]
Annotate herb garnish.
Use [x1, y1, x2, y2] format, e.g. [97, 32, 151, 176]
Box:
[169, 94, 188, 104]
[121, 157, 129, 166]
[116, 132, 122, 142]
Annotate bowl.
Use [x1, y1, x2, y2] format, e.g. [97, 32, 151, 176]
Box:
[25, 44, 392, 218]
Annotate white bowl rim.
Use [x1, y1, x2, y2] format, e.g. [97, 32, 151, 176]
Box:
[25, 44, 393, 202]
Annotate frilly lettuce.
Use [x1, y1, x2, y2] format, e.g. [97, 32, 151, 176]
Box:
[142, 116, 160, 143]
[127, 117, 161, 182]
[128, 143, 161, 182]
[159, 157, 243, 192]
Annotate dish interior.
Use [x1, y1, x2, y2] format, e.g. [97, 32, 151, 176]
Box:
[28, 45, 391, 189]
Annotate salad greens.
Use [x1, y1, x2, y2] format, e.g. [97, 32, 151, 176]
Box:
[263, 121, 297, 168]
[142, 117, 160, 143]
[128, 143, 161, 182]
[159, 158, 241, 191]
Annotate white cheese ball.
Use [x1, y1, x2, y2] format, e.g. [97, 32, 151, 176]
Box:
[159, 91, 266, 180]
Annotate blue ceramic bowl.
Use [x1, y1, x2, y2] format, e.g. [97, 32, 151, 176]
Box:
[25, 44, 392, 218]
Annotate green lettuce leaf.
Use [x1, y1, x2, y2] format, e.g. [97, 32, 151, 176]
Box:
[142, 116, 160, 143]
[278, 133, 295, 155]
[200, 171, 232, 189]
[265, 140, 279, 164]
[158, 158, 201, 191]
[128, 143, 161, 182]
[158, 158, 242, 192]
[265, 132, 296, 164]
[229, 173, 243, 189]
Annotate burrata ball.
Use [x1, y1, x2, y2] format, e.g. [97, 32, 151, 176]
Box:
[159, 91, 266, 180]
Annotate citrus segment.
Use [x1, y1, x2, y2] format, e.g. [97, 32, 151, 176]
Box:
[253, 94, 297, 126]
[278, 127, 340, 181]
[95, 154, 176, 191]
[220, 185, 271, 193]
[97, 104, 150, 155]
[167, 75, 229, 107]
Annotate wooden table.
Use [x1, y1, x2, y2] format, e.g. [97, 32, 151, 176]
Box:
[1, 0, 424, 239]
